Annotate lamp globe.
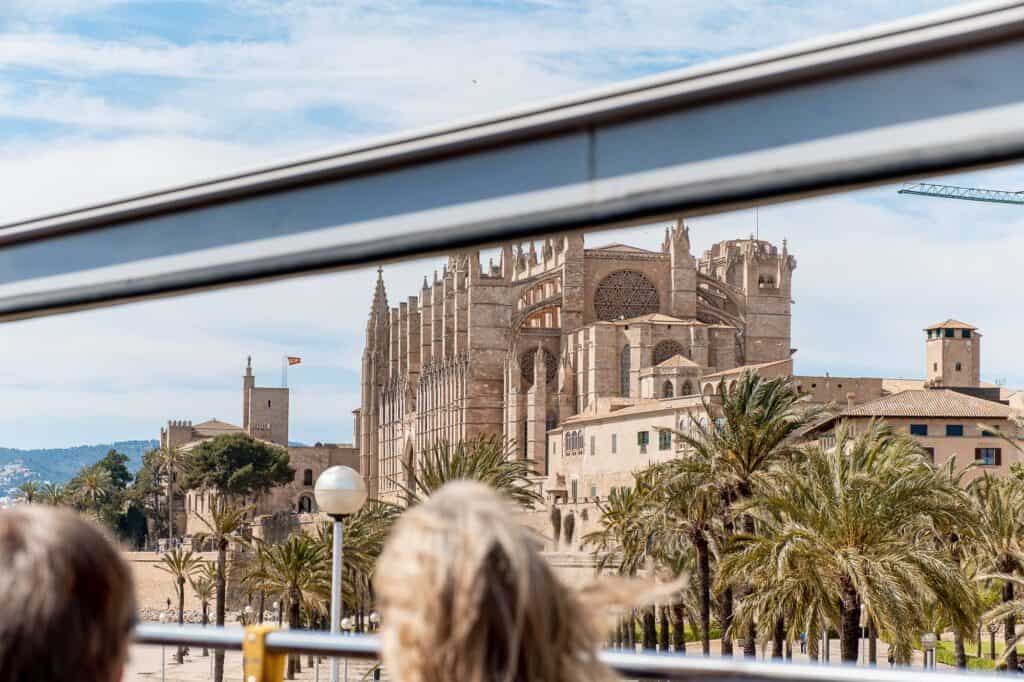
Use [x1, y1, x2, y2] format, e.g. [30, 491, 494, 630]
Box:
[314, 466, 367, 517]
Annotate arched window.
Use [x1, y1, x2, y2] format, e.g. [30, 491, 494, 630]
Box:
[681, 380, 693, 395]
[303, 468, 313, 486]
[653, 340, 685, 365]
[298, 495, 314, 513]
[620, 344, 631, 397]
[662, 380, 674, 398]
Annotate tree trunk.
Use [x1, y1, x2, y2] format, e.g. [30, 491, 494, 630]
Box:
[659, 606, 670, 651]
[772, 616, 785, 660]
[288, 590, 302, 678]
[167, 470, 174, 543]
[868, 618, 877, 666]
[954, 628, 967, 669]
[839, 582, 860, 663]
[258, 591, 265, 624]
[177, 578, 186, 663]
[642, 606, 657, 650]
[695, 535, 712, 656]
[626, 611, 635, 649]
[807, 622, 820, 663]
[786, 638, 793, 661]
[1006, 580, 1019, 672]
[214, 542, 227, 682]
[720, 586, 734, 656]
[671, 602, 686, 654]
[740, 515, 757, 658]
[201, 602, 209, 656]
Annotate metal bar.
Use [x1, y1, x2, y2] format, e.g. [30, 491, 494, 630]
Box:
[4, 3, 1024, 321]
[898, 181, 1024, 204]
[132, 625, 992, 681]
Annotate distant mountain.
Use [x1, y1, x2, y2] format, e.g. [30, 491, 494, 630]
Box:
[0, 440, 158, 500]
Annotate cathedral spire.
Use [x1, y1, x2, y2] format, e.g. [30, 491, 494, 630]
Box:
[372, 266, 389, 317]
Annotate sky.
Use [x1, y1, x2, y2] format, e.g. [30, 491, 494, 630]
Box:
[5, 0, 1024, 450]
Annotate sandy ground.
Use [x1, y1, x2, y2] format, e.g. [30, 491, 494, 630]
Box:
[124, 633, 929, 681]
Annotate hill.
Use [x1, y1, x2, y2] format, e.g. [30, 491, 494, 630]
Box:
[0, 440, 158, 498]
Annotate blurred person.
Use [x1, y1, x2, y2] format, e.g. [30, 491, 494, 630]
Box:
[0, 505, 136, 682]
[377, 481, 661, 682]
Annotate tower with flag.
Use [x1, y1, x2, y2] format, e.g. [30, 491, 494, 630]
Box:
[282, 355, 302, 387]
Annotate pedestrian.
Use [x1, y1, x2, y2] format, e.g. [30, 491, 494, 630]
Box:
[799, 632, 806, 654]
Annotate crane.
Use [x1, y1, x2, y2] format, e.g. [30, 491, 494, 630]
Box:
[898, 182, 1024, 205]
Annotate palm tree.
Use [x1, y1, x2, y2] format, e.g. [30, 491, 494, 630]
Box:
[969, 474, 1024, 671]
[583, 484, 656, 649]
[71, 464, 113, 519]
[639, 460, 720, 655]
[313, 499, 398, 616]
[672, 370, 825, 656]
[155, 447, 187, 542]
[190, 563, 216, 657]
[193, 497, 249, 682]
[718, 420, 977, 663]
[40, 482, 69, 506]
[397, 434, 541, 508]
[249, 534, 328, 679]
[158, 548, 202, 663]
[14, 481, 40, 504]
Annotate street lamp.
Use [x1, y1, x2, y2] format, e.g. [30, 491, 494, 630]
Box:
[273, 599, 282, 626]
[921, 632, 937, 670]
[315, 465, 367, 682]
[243, 605, 254, 626]
[369, 612, 380, 632]
[988, 623, 1000, 660]
[159, 612, 169, 682]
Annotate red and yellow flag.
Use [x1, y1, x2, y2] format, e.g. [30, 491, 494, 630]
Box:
[287, 356, 302, 366]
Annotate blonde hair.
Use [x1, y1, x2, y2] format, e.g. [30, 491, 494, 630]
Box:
[0, 506, 136, 682]
[377, 481, 634, 682]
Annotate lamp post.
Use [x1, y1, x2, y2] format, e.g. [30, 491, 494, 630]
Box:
[243, 605, 254, 626]
[369, 611, 380, 632]
[273, 600, 282, 626]
[158, 612, 168, 682]
[988, 623, 1000, 660]
[315, 465, 368, 682]
[921, 632, 937, 670]
[341, 617, 353, 682]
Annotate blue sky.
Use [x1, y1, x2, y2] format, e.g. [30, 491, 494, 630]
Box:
[6, 0, 1024, 450]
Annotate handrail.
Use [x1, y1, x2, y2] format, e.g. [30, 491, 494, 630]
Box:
[133, 625, 993, 681]
[5, 1, 1024, 321]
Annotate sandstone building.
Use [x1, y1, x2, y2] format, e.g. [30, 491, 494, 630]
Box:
[359, 223, 797, 501]
[159, 357, 359, 538]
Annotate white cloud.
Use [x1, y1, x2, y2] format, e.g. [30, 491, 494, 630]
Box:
[3, 0, 1011, 449]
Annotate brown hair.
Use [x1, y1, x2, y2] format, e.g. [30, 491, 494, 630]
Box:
[376, 481, 645, 682]
[0, 505, 137, 682]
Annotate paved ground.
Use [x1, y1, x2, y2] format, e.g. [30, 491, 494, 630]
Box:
[124, 634, 925, 681]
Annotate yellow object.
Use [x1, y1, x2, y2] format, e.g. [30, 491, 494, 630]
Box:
[242, 624, 286, 682]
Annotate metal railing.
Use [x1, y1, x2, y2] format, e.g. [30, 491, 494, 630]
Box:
[133, 624, 996, 681]
[6, 1, 1024, 322]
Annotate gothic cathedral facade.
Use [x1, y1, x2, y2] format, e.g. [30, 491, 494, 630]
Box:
[358, 222, 796, 501]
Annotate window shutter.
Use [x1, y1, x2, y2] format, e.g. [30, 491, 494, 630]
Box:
[975, 448, 982, 461]
[996, 448, 1003, 466]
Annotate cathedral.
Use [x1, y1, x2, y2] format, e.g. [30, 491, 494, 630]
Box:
[358, 222, 796, 501]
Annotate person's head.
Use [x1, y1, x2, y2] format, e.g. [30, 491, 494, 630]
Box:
[0, 505, 136, 682]
[376, 481, 620, 682]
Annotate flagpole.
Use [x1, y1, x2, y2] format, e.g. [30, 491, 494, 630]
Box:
[282, 355, 287, 388]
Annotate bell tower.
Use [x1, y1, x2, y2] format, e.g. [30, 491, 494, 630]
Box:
[925, 319, 980, 388]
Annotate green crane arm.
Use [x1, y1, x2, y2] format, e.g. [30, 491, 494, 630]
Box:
[898, 182, 1024, 205]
